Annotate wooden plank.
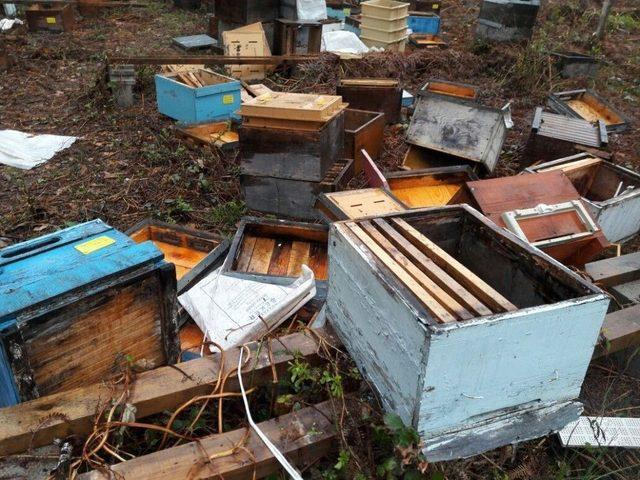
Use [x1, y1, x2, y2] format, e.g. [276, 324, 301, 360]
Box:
[585, 252, 640, 287]
[347, 222, 457, 323]
[286, 241, 311, 277]
[235, 235, 257, 272]
[374, 218, 493, 316]
[266, 239, 292, 276]
[108, 55, 321, 65]
[325, 189, 405, 220]
[593, 304, 640, 358]
[360, 221, 473, 321]
[78, 398, 350, 480]
[340, 78, 398, 87]
[0, 330, 332, 456]
[246, 237, 276, 274]
[306, 242, 328, 281]
[392, 218, 517, 313]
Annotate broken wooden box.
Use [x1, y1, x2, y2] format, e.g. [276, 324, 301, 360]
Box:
[222, 217, 329, 298]
[404, 91, 511, 173]
[344, 109, 385, 174]
[175, 121, 239, 151]
[385, 166, 478, 208]
[26, 3, 75, 33]
[419, 79, 479, 100]
[524, 153, 640, 243]
[523, 107, 608, 166]
[326, 206, 609, 460]
[476, 0, 540, 42]
[155, 69, 241, 124]
[337, 78, 402, 124]
[547, 89, 630, 134]
[408, 33, 448, 49]
[317, 188, 407, 222]
[466, 170, 610, 267]
[0, 220, 179, 407]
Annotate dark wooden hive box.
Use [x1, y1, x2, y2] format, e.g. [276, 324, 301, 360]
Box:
[26, 3, 75, 33]
[344, 109, 385, 174]
[337, 79, 402, 124]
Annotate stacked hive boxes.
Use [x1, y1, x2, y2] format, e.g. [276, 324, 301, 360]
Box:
[360, 0, 410, 52]
[239, 92, 352, 220]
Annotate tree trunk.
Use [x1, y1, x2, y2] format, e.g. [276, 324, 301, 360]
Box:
[595, 0, 615, 41]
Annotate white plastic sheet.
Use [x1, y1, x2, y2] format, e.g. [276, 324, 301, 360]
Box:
[0, 18, 21, 31]
[178, 266, 316, 351]
[321, 31, 369, 55]
[297, 0, 327, 21]
[0, 130, 77, 169]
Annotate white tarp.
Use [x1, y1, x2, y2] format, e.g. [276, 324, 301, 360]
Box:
[297, 0, 327, 21]
[178, 266, 316, 351]
[321, 31, 369, 55]
[0, 18, 21, 31]
[0, 130, 77, 169]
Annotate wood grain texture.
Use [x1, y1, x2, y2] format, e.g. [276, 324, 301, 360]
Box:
[392, 218, 517, 312]
[78, 398, 346, 480]
[585, 252, 640, 287]
[0, 330, 331, 456]
[593, 304, 640, 358]
[246, 237, 276, 273]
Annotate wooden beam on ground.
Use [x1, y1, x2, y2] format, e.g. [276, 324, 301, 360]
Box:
[108, 55, 324, 66]
[77, 398, 348, 480]
[585, 252, 640, 287]
[0, 330, 334, 457]
[593, 304, 640, 359]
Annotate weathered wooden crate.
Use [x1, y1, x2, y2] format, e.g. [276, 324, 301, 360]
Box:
[524, 153, 640, 243]
[524, 107, 608, 166]
[386, 166, 478, 208]
[476, 0, 540, 42]
[344, 109, 385, 174]
[401, 144, 479, 171]
[222, 23, 271, 81]
[26, 4, 75, 33]
[214, 0, 279, 24]
[317, 188, 407, 222]
[547, 89, 631, 134]
[337, 78, 402, 124]
[408, 33, 448, 49]
[222, 217, 329, 297]
[175, 121, 239, 151]
[406, 91, 510, 173]
[326, 205, 609, 460]
[241, 158, 353, 220]
[240, 111, 345, 182]
[0, 220, 179, 407]
[155, 69, 241, 124]
[466, 170, 610, 266]
[409, 0, 441, 14]
[551, 51, 599, 79]
[240, 92, 344, 123]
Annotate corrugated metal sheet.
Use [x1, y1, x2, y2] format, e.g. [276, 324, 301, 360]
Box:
[535, 111, 603, 147]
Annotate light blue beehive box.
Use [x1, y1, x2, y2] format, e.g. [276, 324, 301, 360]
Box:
[155, 68, 241, 125]
[408, 13, 440, 34]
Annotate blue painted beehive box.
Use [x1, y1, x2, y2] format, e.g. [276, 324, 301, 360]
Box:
[0, 220, 179, 407]
[155, 68, 241, 124]
[408, 12, 440, 34]
[327, 205, 609, 461]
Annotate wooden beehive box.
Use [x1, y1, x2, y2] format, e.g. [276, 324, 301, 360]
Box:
[547, 89, 630, 134]
[26, 3, 75, 33]
[222, 23, 271, 81]
[241, 158, 353, 220]
[0, 220, 179, 407]
[222, 217, 329, 297]
[326, 206, 609, 460]
[524, 153, 640, 244]
[523, 107, 608, 166]
[476, 0, 540, 42]
[406, 91, 511, 173]
[419, 79, 479, 100]
[317, 188, 407, 222]
[385, 166, 478, 208]
[214, 0, 279, 24]
[337, 78, 402, 124]
[344, 109, 385, 173]
[466, 170, 610, 266]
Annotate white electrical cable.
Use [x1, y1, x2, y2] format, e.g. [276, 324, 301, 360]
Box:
[237, 346, 304, 480]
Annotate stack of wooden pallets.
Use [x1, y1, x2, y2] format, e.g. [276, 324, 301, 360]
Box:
[239, 92, 352, 220]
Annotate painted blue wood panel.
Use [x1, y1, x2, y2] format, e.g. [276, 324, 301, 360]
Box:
[155, 73, 241, 124]
[408, 14, 441, 34]
[0, 220, 163, 322]
[0, 321, 19, 406]
[418, 297, 608, 439]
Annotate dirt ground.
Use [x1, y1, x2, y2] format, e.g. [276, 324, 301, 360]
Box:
[1, 0, 640, 478]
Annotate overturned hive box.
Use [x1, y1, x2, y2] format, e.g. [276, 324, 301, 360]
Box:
[326, 206, 608, 460]
[0, 221, 179, 407]
[524, 153, 640, 244]
[404, 91, 511, 173]
[547, 89, 630, 134]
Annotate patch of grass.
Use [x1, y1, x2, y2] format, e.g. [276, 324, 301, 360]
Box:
[608, 13, 640, 33]
[208, 200, 246, 229]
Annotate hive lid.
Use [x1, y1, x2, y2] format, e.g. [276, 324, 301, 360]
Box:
[0, 220, 163, 320]
[240, 92, 344, 123]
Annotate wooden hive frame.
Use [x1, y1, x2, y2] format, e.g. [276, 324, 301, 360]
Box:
[342, 217, 517, 323]
[240, 91, 345, 123]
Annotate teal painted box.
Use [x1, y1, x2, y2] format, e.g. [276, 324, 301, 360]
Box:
[408, 12, 440, 34]
[0, 220, 179, 407]
[155, 68, 241, 124]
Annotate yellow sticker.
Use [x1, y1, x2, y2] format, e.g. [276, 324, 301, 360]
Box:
[343, 8, 351, 16]
[432, 3, 439, 8]
[75, 236, 116, 255]
[46, 17, 57, 24]
[222, 94, 235, 105]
